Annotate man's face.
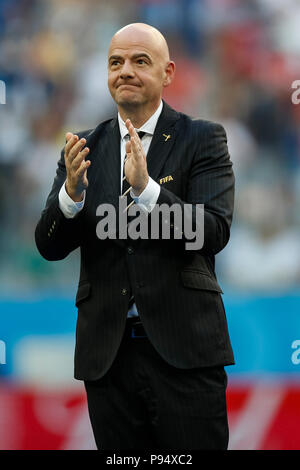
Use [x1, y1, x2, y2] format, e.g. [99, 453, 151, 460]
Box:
[107, 29, 171, 110]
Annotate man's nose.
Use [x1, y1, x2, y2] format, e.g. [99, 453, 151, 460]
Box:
[120, 60, 135, 79]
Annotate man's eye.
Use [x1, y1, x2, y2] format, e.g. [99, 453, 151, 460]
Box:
[137, 59, 146, 65]
[111, 61, 120, 67]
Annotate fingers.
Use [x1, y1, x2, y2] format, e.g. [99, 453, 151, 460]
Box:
[64, 133, 90, 171]
[125, 139, 131, 155]
[72, 146, 90, 171]
[125, 120, 144, 162]
[64, 132, 91, 199]
[77, 159, 91, 179]
[125, 119, 134, 136]
[125, 119, 139, 144]
[65, 132, 89, 159]
[65, 133, 78, 157]
[67, 137, 87, 163]
[124, 120, 148, 193]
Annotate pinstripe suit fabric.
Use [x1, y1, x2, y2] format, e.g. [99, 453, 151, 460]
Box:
[35, 102, 235, 449]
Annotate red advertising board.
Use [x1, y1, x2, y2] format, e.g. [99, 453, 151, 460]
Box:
[1, 382, 300, 450]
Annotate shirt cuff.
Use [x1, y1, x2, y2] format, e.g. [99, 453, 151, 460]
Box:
[58, 181, 85, 219]
[130, 177, 160, 213]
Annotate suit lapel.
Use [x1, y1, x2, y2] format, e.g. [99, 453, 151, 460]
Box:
[91, 118, 127, 248]
[103, 118, 121, 203]
[88, 117, 121, 208]
[146, 101, 180, 182]
[130, 102, 180, 249]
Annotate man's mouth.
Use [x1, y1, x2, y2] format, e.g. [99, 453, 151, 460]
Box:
[117, 84, 140, 90]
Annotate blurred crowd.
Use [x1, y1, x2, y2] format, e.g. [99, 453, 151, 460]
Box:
[0, 0, 299, 293]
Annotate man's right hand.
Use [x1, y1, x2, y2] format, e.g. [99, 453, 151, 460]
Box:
[64, 132, 91, 202]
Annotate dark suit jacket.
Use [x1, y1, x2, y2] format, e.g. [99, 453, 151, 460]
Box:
[35, 101, 235, 381]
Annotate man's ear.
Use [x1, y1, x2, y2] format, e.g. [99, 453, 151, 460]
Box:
[163, 61, 176, 88]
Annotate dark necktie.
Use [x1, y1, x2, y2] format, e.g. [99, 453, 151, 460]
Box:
[122, 131, 145, 312]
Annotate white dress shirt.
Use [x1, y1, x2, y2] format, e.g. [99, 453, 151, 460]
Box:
[58, 100, 163, 317]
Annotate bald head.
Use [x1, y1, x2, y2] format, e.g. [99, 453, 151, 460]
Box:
[109, 23, 170, 64]
[107, 22, 175, 126]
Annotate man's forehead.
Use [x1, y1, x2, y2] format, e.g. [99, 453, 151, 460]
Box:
[108, 45, 154, 60]
[108, 27, 167, 59]
[109, 39, 159, 58]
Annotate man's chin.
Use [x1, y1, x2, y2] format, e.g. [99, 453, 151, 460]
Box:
[116, 96, 143, 108]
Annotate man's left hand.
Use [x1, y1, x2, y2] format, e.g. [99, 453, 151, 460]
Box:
[124, 119, 149, 196]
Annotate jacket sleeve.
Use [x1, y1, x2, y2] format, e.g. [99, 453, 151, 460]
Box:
[34, 147, 84, 261]
[156, 121, 235, 255]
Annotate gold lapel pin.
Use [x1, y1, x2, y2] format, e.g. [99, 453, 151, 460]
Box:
[163, 133, 171, 142]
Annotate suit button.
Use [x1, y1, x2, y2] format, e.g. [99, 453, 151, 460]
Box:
[121, 288, 128, 296]
[127, 246, 134, 254]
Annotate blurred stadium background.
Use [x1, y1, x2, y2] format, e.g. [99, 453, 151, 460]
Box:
[1, 0, 300, 450]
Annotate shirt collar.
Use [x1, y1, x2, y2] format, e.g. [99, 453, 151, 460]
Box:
[118, 100, 163, 140]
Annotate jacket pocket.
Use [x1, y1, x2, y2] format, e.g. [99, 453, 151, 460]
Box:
[75, 282, 91, 306]
[181, 270, 223, 293]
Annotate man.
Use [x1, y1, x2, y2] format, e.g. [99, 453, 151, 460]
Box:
[35, 23, 235, 450]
